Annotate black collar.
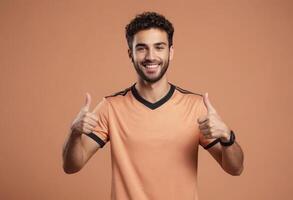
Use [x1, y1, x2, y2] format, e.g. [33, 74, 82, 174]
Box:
[131, 82, 175, 110]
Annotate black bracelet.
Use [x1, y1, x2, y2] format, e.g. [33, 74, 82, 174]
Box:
[220, 130, 235, 147]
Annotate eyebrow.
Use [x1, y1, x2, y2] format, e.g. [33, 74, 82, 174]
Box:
[135, 42, 168, 48]
[154, 42, 167, 46]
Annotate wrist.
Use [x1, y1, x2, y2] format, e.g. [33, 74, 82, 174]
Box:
[220, 130, 231, 142]
[220, 130, 236, 146]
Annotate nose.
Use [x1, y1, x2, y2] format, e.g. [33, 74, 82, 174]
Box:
[145, 48, 155, 60]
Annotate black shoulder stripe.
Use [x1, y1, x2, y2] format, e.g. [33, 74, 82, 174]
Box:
[86, 132, 106, 148]
[105, 86, 132, 98]
[174, 86, 202, 96]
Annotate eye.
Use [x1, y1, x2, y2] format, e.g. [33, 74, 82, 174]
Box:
[156, 46, 165, 50]
[136, 47, 146, 51]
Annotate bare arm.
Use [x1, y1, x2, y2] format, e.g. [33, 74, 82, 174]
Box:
[62, 93, 101, 174]
[207, 140, 244, 176]
[198, 93, 244, 176]
[62, 130, 100, 174]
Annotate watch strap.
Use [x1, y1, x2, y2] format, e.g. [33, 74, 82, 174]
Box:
[220, 130, 235, 146]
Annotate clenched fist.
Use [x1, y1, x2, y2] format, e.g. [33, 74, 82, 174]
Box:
[197, 93, 231, 142]
[70, 93, 99, 136]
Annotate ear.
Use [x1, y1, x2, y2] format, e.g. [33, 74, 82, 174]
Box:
[128, 49, 134, 63]
[128, 49, 132, 59]
[169, 45, 174, 61]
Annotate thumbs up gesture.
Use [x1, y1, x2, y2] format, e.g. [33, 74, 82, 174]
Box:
[70, 93, 99, 136]
[197, 93, 231, 141]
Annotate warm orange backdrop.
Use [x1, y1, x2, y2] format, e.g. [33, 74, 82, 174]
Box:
[1, 0, 292, 199]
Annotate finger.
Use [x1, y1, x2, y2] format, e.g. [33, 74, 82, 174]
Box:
[84, 112, 98, 121]
[200, 129, 213, 138]
[82, 92, 91, 112]
[87, 113, 98, 121]
[84, 117, 98, 128]
[203, 134, 213, 139]
[82, 126, 93, 134]
[199, 122, 210, 130]
[199, 127, 211, 134]
[82, 123, 96, 134]
[199, 119, 214, 127]
[199, 119, 208, 127]
[200, 128, 214, 137]
[197, 116, 208, 124]
[203, 92, 216, 114]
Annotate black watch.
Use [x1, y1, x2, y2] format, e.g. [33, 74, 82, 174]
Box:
[220, 130, 235, 147]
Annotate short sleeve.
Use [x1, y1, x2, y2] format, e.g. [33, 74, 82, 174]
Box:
[197, 95, 220, 149]
[85, 97, 110, 148]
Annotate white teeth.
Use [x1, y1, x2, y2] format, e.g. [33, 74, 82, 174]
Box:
[145, 64, 159, 68]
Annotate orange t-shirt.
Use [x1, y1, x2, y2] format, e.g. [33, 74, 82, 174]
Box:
[88, 82, 217, 200]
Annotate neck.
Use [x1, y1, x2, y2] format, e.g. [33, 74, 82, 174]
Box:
[135, 78, 170, 103]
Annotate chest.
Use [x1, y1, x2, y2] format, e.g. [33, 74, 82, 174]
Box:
[108, 104, 200, 151]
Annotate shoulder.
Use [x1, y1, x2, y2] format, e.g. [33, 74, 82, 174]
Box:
[103, 83, 133, 100]
[172, 83, 206, 113]
[171, 83, 205, 105]
[172, 83, 203, 98]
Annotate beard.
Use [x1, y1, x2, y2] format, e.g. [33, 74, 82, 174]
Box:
[132, 56, 170, 84]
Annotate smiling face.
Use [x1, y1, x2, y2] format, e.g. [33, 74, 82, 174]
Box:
[128, 28, 174, 83]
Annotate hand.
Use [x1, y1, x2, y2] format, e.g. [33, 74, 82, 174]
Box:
[70, 93, 99, 136]
[197, 93, 231, 141]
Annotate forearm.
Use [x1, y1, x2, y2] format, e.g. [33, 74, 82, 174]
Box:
[221, 141, 244, 175]
[62, 130, 85, 174]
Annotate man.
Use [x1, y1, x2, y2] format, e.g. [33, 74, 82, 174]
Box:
[62, 12, 244, 200]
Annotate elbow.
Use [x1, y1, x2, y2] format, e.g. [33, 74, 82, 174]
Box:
[63, 167, 79, 174]
[228, 165, 244, 176]
[62, 153, 84, 174]
[63, 163, 82, 174]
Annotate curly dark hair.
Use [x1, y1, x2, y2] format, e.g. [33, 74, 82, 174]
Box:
[125, 11, 174, 50]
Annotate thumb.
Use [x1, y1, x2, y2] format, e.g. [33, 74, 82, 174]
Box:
[203, 92, 216, 114]
[82, 92, 91, 112]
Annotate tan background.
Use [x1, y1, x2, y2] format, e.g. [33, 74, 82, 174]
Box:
[0, 0, 292, 199]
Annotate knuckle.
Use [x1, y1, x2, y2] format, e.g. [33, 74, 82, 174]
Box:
[93, 115, 98, 121]
[84, 112, 90, 118]
[91, 113, 98, 119]
[207, 121, 212, 127]
[81, 124, 87, 130]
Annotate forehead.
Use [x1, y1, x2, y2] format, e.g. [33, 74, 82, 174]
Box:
[132, 28, 168, 46]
